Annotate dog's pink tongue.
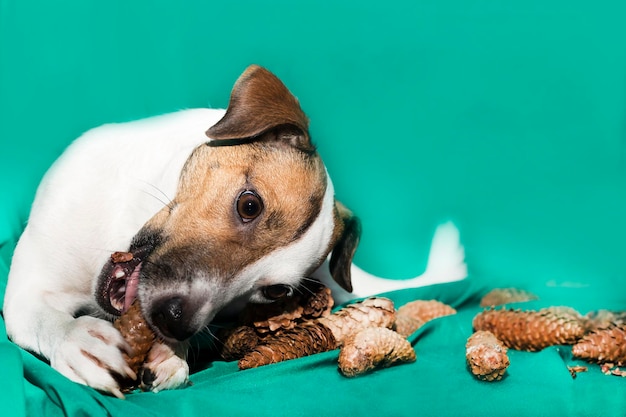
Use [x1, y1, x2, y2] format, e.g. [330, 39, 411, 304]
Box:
[123, 263, 141, 313]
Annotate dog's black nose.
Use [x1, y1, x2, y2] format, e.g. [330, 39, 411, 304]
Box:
[150, 296, 196, 341]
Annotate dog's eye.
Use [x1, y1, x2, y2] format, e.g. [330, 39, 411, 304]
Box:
[262, 284, 293, 300]
[237, 190, 263, 222]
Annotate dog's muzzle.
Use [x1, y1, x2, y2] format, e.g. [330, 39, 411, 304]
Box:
[95, 233, 210, 342]
[95, 241, 155, 316]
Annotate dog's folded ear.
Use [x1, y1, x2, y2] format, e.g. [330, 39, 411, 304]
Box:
[206, 65, 313, 153]
[328, 201, 361, 293]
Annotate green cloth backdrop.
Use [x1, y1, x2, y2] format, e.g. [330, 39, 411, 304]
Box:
[1, 1, 625, 416]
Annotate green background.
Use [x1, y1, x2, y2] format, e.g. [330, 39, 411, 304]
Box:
[1, 1, 625, 416]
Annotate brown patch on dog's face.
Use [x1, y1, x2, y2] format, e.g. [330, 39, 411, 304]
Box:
[146, 142, 327, 277]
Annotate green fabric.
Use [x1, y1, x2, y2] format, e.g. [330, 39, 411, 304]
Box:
[2, 0, 626, 415]
[1, 269, 625, 417]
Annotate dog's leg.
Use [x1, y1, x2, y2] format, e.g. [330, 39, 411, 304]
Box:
[6, 300, 134, 399]
[4, 231, 136, 399]
[50, 315, 137, 398]
[319, 221, 467, 304]
[140, 341, 190, 392]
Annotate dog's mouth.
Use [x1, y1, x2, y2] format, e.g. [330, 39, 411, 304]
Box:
[96, 245, 153, 316]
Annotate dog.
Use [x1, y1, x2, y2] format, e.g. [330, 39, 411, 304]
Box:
[3, 65, 466, 398]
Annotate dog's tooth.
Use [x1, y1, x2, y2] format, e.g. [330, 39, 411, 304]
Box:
[115, 270, 126, 279]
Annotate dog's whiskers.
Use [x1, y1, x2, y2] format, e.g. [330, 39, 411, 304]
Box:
[140, 190, 175, 212]
[292, 286, 309, 297]
[300, 276, 322, 285]
[188, 327, 220, 362]
[297, 277, 323, 296]
[137, 180, 175, 211]
[200, 325, 229, 350]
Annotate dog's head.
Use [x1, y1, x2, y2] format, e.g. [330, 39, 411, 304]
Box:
[96, 65, 360, 342]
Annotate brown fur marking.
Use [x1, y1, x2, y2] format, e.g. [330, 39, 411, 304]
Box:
[143, 142, 327, 282]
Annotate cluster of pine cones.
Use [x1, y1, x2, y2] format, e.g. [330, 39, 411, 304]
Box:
[216, 283, 457, 375]
[112, 280, 625, 393]
[469, 288, 626, 381]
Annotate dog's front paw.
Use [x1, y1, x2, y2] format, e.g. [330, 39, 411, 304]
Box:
[51, 316, 135, 398]
[140, 341, 189, 392]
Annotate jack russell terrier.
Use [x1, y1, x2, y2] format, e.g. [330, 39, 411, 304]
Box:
[3, 65, 466, 398]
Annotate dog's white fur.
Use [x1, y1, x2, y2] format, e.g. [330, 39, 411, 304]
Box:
[5, 109, 218, 397]
[4, 72, 466, 398]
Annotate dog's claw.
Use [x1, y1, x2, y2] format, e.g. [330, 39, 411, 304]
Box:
[140, 341, 189, 392]
[138, 368, 156, 390]
[123, 365, 137, 382]
[111, 388, 126, 400]
[50, 316, 136, 398]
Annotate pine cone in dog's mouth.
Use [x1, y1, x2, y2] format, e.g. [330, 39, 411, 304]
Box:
[95, 245, 153, 316]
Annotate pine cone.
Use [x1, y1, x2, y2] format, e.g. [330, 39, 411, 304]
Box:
[240, 281, 333, 335]
[572, 324, 626, 366]
[396, 300, 456, 324]
[111, 251, 134, 263]
[584, 310, 626, 332]
[302, 285, 334, 318]
[243, 300, 304, 334]
[472, 308, 585, 351]
[479, 288, 538, 307]
[318, 297, 396, 345]
[217, 326, 260, 361]
[394, 314, 425, 338]
[338, 327, 416, 377]
[543, 306, 584, 321]
[393, 299, 455, 337]
[236, 297, 395, 370]
[238, 322, 336, 369]
[113, 300, 156, 389]
[465, 330, 510, 381]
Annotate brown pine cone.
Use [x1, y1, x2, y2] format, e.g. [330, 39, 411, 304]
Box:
[237, 297, 395, 370]
[584, 310, 626, 332]
[572, 324, 626, 366]
[238, 321, 337, 369]
[302, 285, 334, 318]
[394, 314, 425, 338]
[240, 281, 333, 335]
[338, 327, 416, 377]
[318, 297, 396, 345]
[242, 300, 304, 334]
[111, 251, 134, 263]
[543, 306, 584, 321]
[217, 326, 260, 361]
[466, 330, 510, 381]
[479, 288, 538, 307]
[396, 299, 456, 326]
[113, 300, 156, 389]
[472, 308, 586, 351]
